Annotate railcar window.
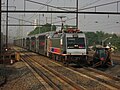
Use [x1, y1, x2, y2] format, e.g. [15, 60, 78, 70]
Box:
[67, 37, 85, 49]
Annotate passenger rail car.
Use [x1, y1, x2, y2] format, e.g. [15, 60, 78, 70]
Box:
[26, 37, 31, 50]
[37, 34, 47, 55]
[31, 36, 36, 52]
[22, 38, 26, 48]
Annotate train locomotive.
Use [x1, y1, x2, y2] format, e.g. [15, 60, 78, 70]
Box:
[14, 28, 88, 65]
[49, 29, 87, 65]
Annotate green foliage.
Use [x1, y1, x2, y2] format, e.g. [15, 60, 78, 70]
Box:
[85, 31, 120, 51]
[28, 23, 56, 36]
[85, 32, 98, 46]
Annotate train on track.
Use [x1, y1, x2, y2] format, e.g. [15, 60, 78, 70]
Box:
[14, 27, 88, 65]
[14, 27, 113, 67]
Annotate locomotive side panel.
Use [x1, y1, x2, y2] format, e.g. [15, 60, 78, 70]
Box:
[50, 38, 61, 53]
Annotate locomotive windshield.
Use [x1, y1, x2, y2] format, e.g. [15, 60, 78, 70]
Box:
[67, 37, 85, 49]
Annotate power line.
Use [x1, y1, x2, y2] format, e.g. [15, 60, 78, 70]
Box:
[26, 0, 53, 20]
[58, 0, 120, 28]
[26, 0, 70, 11]
[8, 16, 33, 23]
[79, 0, 120, 11]
[80, 0, 102, 9]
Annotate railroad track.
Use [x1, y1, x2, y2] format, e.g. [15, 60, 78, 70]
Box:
[24, 53, 120, 89]
[13, 46, 120, 90]
[70, 66, 120, 89]
[21, 54, 84, 90]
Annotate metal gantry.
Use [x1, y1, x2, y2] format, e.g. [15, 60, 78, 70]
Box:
[1, 0, 120, 50]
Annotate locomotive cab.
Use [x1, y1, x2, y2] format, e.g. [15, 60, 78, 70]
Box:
[65, 32, 87, 64]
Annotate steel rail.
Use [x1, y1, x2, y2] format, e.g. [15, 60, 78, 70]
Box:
[70, 66, 120, 89]
[21, 56, 60, 90]
[36, 54, 120, 90]
[25, 54, 85, 90]
[85, 67, 120, 81]
[13, 46, 120, 90]
[49, 59, 120, 89]
[28, 53, 119, 90]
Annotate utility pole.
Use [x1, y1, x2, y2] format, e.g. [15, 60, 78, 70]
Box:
[24, 0, 26, 37]
[6, 0, 8, 49]
[76, 0, 78, 29]
[24, 0, 26, 16]
[39, 14, 40, 33]
[0, 0, 1, 57]
[46, 17, 47, 24]
[51, 8, 52, 31]
[57, 16, 66, 31]
[21, 15, 24, 38]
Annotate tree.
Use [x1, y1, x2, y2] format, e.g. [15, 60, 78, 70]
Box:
[28, 23, 56, 36]
[85, 31, 120, 52]
[85, 32, 98, 46]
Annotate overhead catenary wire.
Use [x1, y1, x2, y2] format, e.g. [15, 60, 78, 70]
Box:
[26, 0, 53, 20]
[27, 0, 103, 19]
[15, 0, 120, 27]
[79, 0, 102, 9]
[79, 17, 120, 31]
[53, 0, 120, 26]
[3, 0, 120, 33]
[25, 0, 71, 11]
[78, 0, 120, 11]
[8, 16, 33, 23]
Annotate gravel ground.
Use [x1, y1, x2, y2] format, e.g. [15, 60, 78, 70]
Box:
[1, 47, 119, 90]
[0, 61, 46, 90]
[104, 64, 120, 78]
[32, 55, 115, 90]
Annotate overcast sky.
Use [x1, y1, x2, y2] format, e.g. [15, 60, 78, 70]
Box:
[1, 0, 120, 38]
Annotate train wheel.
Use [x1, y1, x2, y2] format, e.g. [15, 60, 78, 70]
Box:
[51, 53, 54, 60]
[54, 54, 58, 61]
[90, 61, 93, 66]
[49, 53, 52, 59]
[53, 54, 56, 60]
[63, 56, 69, 67]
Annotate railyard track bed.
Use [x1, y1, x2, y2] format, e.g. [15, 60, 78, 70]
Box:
[15, 46, 120, 90]
[22, 55, 81, 90]
[0, 61, 47, 90]
[22, 52, 120, 90]
[1, 46, 120, 90]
